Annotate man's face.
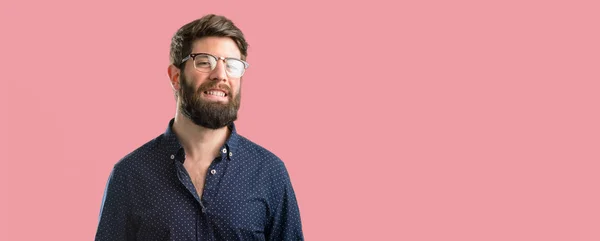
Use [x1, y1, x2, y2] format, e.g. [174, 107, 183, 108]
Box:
[178, 37, 243, 129]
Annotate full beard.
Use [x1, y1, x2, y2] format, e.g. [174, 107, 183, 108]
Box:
[178, 75, 241, 129]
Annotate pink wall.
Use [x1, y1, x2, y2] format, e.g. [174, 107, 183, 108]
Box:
[1, 0, 599, 240]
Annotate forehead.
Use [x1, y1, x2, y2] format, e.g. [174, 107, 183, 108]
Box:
[191, 37, 241, 59]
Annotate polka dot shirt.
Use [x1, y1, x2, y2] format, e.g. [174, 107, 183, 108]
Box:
[95, 119, 304, 240]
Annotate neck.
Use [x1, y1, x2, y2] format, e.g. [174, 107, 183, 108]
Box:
[172, 111, 231, 164]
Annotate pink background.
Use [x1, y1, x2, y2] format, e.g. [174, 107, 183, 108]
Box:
[1, 0, 599, 240]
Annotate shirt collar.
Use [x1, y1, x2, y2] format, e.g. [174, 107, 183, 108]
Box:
[162, 118, 240, 161]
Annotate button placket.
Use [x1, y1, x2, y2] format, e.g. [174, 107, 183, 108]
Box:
[203, 162, 219, 207]
[204, 160, 219, 191]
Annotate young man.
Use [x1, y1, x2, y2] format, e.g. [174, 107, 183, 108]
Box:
[95, 14, 304, 241]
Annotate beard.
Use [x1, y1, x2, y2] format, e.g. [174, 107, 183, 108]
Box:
[178, 74, 241, 129]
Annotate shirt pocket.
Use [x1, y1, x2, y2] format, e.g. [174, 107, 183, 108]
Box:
[211, 195, 268, 236]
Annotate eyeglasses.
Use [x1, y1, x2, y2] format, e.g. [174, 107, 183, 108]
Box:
[181, 53, 249, 78]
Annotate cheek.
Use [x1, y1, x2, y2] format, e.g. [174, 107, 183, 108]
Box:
[185, 70, 209, 86]
[230, 79, 241, 94]
[235, 83, 242, 97]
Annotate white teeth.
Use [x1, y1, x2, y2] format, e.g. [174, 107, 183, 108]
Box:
[206, 91, 226, 97]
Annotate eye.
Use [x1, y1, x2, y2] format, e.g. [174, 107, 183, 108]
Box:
[196, 61, 211, 67]
[227, 64, 240, 71]
[194, 55, 213, 68]
[226, 60, 243, 71]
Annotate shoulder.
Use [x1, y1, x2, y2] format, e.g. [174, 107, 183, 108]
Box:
[235, 134, 291, 179]
[236, 135, 284, 165]
[111, 133, 165, 174]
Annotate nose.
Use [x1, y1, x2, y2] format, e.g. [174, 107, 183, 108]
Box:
[209, 58, 228, 82]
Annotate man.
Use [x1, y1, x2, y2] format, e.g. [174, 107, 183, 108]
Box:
[95, 14, 303, 241]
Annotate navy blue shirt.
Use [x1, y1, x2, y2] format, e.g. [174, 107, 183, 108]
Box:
[95, 119, 303, 240]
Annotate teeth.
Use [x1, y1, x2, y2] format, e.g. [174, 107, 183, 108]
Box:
[206, 91, 226, 97]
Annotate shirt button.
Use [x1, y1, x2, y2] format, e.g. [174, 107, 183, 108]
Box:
[222, 148, 227, 153]
[210, 169, 216, 175]
[170, 154, 175, 159]
[228, 152, 233, 157]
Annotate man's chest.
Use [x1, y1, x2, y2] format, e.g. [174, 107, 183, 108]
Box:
[183, 161, 211, 197]
[132, 165, 271, 237]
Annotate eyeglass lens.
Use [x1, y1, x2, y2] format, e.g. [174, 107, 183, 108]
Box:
[193, 54, 245, 77]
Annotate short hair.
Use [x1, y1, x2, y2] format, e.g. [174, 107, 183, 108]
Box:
[170, 14, 249, 70]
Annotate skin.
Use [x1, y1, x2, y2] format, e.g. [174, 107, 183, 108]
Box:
[167, 36, 243, 197]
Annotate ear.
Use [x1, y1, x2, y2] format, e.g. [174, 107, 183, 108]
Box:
[168, 64, 181, 91]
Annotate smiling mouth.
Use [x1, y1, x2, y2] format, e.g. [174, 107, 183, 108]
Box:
[204, 90, 227, 97]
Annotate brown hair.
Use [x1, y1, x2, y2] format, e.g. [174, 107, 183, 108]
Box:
[169, 14, 249, 70]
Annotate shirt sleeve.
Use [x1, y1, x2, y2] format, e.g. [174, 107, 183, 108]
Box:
[95, 166, 135, 240]
[266, 161, 304, 241]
